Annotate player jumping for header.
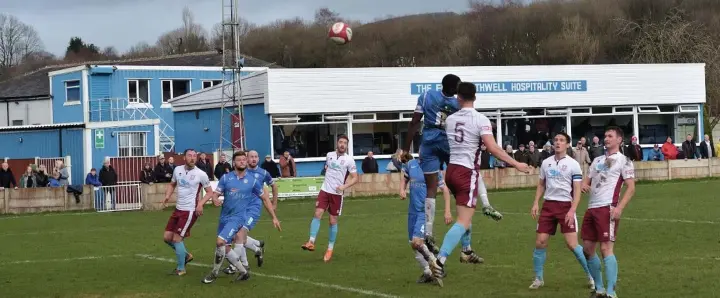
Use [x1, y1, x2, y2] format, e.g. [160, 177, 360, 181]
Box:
[301, 135, 359, 262]
[162, 149, 213, 276]
[529, 132, 594, 290]
[581, 127, 635, 298]
[399, 154, 452, 286]
[223, 150, 278, 274]
[432, 82, 530, 281]
[401, 75, 502, 253]
[197, 151, 281, 284]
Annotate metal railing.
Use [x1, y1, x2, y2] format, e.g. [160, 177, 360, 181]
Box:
[93, 184, 142, 212]
[89, 98, 175, 152]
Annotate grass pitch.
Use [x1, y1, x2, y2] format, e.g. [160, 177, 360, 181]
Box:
[1, 179, 719, 298]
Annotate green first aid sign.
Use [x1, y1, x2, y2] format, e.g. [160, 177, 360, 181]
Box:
[94, 129, 105, 149]
[275, 177, 325, 198]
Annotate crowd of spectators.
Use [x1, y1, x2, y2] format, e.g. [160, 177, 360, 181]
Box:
[0, 160, 69, 189]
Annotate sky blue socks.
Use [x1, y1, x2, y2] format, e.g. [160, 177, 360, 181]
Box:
[573, 245, 591, 275]
[533, 248, 546, 280]
[438, 223, 467, 262]
[588, 253, 605, 292]
[174, 241, 187, 271]
[604, 255, 618, 295]
[328, 224, 338, 249]
[309, 217, 321, 241]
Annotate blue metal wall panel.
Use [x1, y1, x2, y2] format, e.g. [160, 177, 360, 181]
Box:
[0, 130, 61, 158]
[90, 125, 156, 170]
[173, 103, 269, 155]
[89, 74, 112, 122]
[60, 128, 85, 185]
[51, 71, 84, 123]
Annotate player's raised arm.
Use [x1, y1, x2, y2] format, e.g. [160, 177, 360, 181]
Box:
[480, 133, 530, 173]
[402, 94, 425, 152]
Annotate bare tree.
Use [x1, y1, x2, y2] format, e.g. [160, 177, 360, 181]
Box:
[314, 7, 342, 27]
[102, 46, 119, 59]
[156, 7, 210, 55]
[0, 14, 43, 69]
[542, 15, 600, 64]
[211, 17, 254, 51]
[124, 41, 161, 58]
[619, 9, 720, 134]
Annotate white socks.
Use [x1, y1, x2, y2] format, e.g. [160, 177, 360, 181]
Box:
[414, 250, 430, 274]
[425, 198, 435, 236]
[477, 178, 490, 207]
[245, 236, 261, 253]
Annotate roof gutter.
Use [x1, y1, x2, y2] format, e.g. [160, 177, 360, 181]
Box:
[0, 95, 51, 101]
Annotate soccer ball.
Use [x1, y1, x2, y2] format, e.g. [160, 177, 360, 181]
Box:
[328, 22, 352, 45]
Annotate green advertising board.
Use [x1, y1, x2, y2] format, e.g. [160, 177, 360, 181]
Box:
[275, 177, 325, 198]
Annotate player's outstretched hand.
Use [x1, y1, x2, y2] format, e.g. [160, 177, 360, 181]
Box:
[272, 218, 282, 231]
[530, 203, 539, 220]
[161, 197, 169, 209]
[515, 163, 531, 174]
[444, 211, 453, 225]
[399, 189, 407, 200]
[195, 204, 204, 216]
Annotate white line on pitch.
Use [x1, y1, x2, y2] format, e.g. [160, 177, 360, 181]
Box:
[0, 255, 124, 265]
[683, 256, 720, 261]
[135, 254, 399, 298]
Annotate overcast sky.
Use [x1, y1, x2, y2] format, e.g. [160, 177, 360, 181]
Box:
[0, 0, 472, 56]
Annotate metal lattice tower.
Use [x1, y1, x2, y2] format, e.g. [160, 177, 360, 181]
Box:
[218, 0, 245, 153]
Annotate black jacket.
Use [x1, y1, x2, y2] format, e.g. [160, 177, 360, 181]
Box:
[682, 140, 698, 159]
[589, 144, 604, 161]
[479, 150, 491, 170]
[261, 160, 280, 178]
[361, 157, 379, 174]
[99, 166, 118, 186]
[699, 140, 715, 158]
[36, 171, 49, 187]
[625, 144, 643, 161]
[154, 162, 173, 183]
[140, 169, 155, 184]
[0, 169, 17, 188]
[214, 161, 232, 180]
[197, 160, 214, 181]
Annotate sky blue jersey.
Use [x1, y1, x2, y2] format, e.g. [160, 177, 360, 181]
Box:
[215, 170, 264, 220]
[415, 90, 460, 144]
[248, 166, 274, 188]
[402, 159, 445, 213]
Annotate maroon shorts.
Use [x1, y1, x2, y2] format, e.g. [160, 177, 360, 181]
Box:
[581, 206, 620, 242]
[445, 164, 479, 209]
[164, 209, 199, 238]
[536, 200, 577, 235]
[316, 190, 344, 216]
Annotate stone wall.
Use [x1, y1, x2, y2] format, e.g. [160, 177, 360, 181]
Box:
[1, 158, 718, 215]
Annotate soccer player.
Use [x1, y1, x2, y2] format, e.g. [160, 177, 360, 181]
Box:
[162, 149, 213, 276]
[223, 150, 278, 274]
[197, 151, 282, 284]
[431, 82, 530, 279]
[529, 132, 594, 290]
[401, 74, 459, 254]
[401, 75, 501, 252]
[581, 127, 635, 298]
[399, 155, 452, 285]
[301, 135, 358, 262]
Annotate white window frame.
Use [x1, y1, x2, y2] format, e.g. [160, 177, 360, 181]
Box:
[65, 80, 81, 103]
[127, 79, 151, 105]
[202, 80, 224, 89]
[161, 79, 192, 104]
[117, 131, 147, 157]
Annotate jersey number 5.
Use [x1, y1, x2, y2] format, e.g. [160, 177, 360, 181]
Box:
[454, 122, 465, 142]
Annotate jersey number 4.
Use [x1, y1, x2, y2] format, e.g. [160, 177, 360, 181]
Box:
[454, 122, 465, 142]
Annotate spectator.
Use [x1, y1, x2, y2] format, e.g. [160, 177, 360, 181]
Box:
[496, 145, 514, 168]
[682, 134, 699, 160]
[579, 136, 587, 149]
[279, 151, 296, 178]
[661, 137, 678, 160]
[588, 136, 604, 161]
[526, 143, 541, 167]
[387, 149, 402, 173]
[540, 142, 553, 161]
[99, 160, 118, 186]
[214, 154, 232, 180]
[168, 156, 176, 168]
[197, 152, 214, 181]
[35, 164, 49, 187]
[85, 168, 102, 187]
[513, 144, 530, 165]
[625, 136, 644, 161]
[261, 155, 281, 178]
[19, 166, 38, 188]
[573, 140, 592, 167]
[0, 162, 18, 189]
[479, 144, 492, 170]
[362, 151, 379, 174]
[55, 160, 70, 186]
[48, 171, 62, 188]
[648, 144, 664, 161]
[699, 134, 715, 159]
[140, 163, 155, 184]
[154, 156, 173, 183]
